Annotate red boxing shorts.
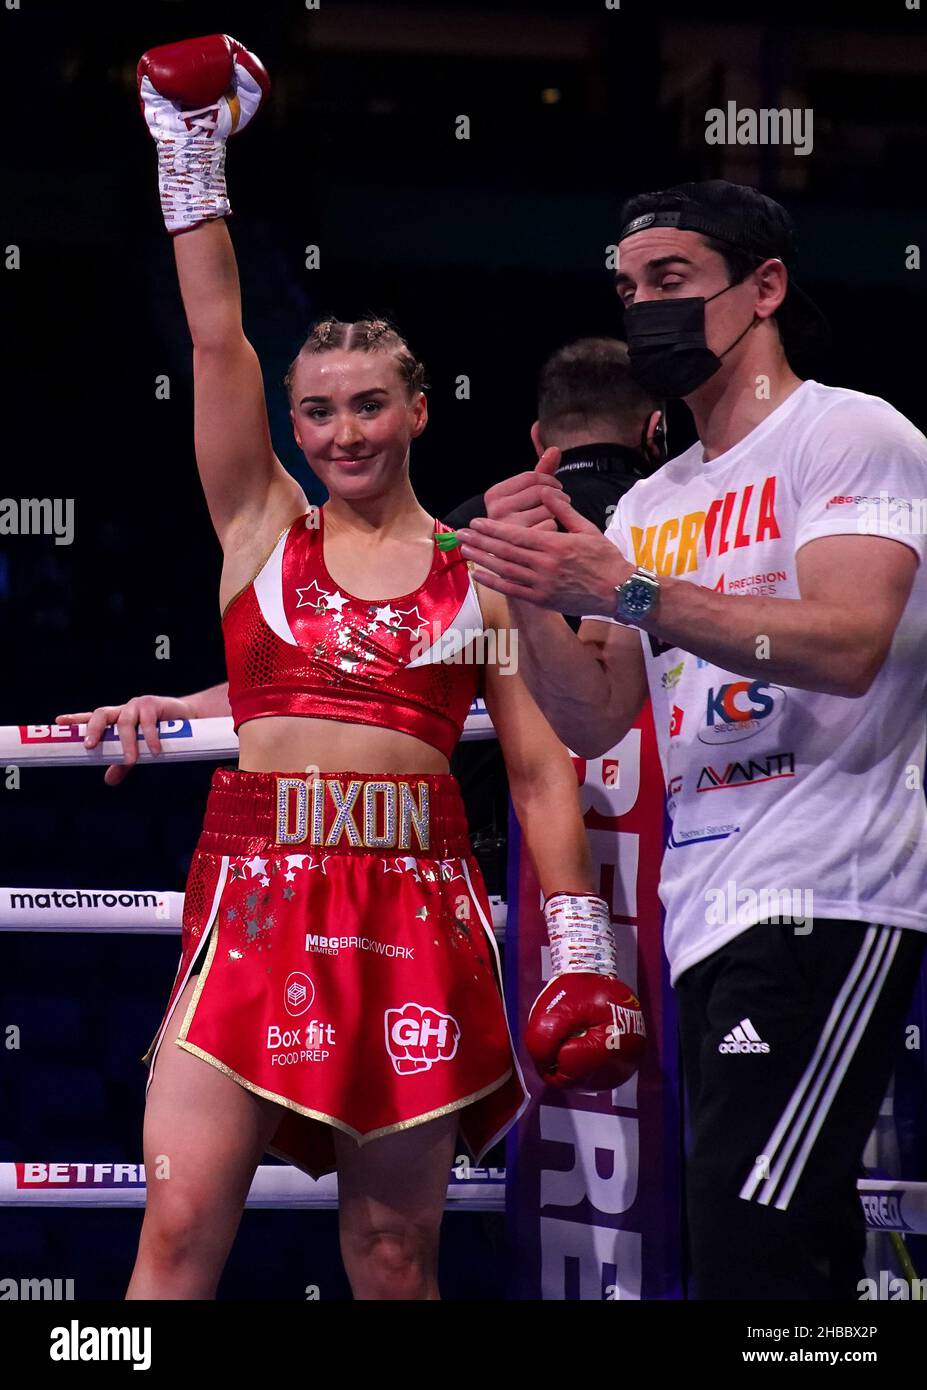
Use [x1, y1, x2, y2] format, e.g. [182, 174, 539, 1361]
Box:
[143, 768, 528, 1177]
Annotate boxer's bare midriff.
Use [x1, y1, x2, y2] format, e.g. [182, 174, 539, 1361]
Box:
[237, 715, 449, 776]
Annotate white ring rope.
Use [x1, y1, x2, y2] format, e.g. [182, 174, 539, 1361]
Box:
[0, 1165, 922, 1226]
[0, 887, 508, 935]
[0, 704, 496, 769]
[0, 1163, 505, 1211]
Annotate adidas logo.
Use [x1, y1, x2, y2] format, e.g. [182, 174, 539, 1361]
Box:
[718, 1018, 770, 1054]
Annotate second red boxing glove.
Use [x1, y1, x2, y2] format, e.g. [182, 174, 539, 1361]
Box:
[526, 972, 646, 1089]
[524, 891, 646, 1090]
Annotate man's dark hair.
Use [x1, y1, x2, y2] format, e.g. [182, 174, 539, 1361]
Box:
[537, 337, 660, 434]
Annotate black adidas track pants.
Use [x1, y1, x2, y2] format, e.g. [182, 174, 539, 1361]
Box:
[676, 918, 926, 1300]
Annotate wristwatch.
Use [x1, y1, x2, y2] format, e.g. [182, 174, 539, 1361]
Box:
[614, 566, 660, 625]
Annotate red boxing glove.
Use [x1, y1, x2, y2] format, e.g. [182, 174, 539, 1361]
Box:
[524, 891, 646, 1089]
[526, 974, 646, 1089]
[137, 34, 270, 234]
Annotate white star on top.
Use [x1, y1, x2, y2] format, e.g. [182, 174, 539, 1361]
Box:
[389, 604, 427, 637]
[371, 603, 400, 629]
[294, 581, 349, 615]
[295, 580, 329, 609]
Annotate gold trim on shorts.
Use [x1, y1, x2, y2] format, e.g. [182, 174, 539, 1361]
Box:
[172, 908, 514, 1147]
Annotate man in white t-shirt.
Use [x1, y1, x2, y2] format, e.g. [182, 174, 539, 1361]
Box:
[456, 180, 927, 1300]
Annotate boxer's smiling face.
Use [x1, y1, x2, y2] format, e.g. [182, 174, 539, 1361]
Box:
[289, 350, 427, 498]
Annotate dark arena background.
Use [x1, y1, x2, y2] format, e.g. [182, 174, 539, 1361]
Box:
[1, 0, 926, 1350]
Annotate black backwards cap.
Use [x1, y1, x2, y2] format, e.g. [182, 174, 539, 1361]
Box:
[618, 180, 829, 354]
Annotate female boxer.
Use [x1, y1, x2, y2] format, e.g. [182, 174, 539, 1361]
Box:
[123, 34, 643, 1301]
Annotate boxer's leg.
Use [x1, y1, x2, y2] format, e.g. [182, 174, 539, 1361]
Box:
[335, 1113, 458, 1301]
[678, 919, 925, 1300]
[127, 974, 283, 1299]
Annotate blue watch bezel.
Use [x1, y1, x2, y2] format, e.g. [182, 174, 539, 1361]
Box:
[616, 569, 659, 624]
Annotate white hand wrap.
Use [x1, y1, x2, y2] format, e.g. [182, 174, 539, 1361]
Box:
[544, 892, 618, 976]
[139, 58, 265, 234]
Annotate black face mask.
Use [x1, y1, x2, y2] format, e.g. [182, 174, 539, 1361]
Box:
[623, 280, 757, 398]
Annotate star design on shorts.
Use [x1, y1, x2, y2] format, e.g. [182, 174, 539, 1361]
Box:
[246, 892, 259, 910]
[226, 907, 238, 922]
[415, 905, 430, 921]
[246, 855, 269, 879]
[439, 860, 464, 883]
[383, 855, 421, 881]
[282, 886, 295, 902]
[260, 875, 270, 887]
[306, 853, 330, 874]
[230, 862, 247, 880]
[246, 918, 260, 937]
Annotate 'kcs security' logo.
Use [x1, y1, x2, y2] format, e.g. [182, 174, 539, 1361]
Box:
[699, 682, 785, 745]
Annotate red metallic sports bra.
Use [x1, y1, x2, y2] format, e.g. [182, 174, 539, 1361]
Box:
[222, 511, 485, 760]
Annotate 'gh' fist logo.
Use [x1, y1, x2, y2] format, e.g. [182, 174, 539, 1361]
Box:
[385, 1003, 461, 1075]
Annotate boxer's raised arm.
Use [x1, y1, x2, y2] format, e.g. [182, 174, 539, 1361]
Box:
[138, 35, 305, 549]
[173, 222, 302, 544]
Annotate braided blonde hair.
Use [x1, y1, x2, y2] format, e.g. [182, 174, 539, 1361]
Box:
[284, 317, 427, 401]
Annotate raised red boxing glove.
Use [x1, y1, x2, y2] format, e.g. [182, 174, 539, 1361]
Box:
[137, 34, 270, 234]
[525, 891, 646, 1089]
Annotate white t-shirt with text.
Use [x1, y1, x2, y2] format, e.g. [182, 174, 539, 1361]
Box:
[584, 380, 927, 984]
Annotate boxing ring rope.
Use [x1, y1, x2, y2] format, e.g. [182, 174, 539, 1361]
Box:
[3, 713, 926, 1232]
[0, 704, 496, 769]
[0, 1164, 505, 1212]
